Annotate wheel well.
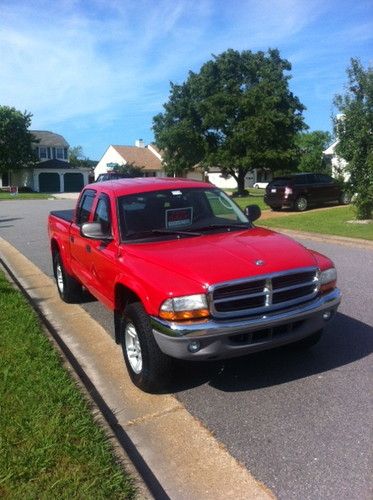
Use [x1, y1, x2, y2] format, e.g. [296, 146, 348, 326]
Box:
[51, 239, 59, 257]
[51, 239, 60, 276]
[114, 284, 141, 344]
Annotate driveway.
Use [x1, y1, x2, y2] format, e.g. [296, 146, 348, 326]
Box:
[1, 199, 372, 499]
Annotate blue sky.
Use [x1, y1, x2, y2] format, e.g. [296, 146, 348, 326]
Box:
[1, 0, 372, 160]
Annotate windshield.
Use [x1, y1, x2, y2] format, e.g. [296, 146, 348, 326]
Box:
[118, 187, 250, 241]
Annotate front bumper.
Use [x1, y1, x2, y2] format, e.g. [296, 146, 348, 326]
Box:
[150, 288, 341, 360]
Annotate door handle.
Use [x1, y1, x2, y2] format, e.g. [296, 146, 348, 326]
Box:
[70, 235, 74, 243]
[85, 244, 91, 253]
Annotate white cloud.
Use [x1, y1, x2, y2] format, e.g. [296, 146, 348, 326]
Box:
[0, 0, 357, 133]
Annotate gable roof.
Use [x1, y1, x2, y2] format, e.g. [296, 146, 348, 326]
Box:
[323, 140, 338, 155]
[30, 130, 69, 148]
[112, 145, 163, 171]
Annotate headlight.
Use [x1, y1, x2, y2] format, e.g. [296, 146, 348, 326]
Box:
[159, 294, 210, 321]
[320, 268, 337, 292]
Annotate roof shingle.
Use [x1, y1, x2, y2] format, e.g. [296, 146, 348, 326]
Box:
[112, 145, 163, 171]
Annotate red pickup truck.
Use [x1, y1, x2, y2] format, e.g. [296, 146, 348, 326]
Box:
[48, 178, 341, 392]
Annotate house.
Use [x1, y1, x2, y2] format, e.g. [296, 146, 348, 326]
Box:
[95, 140, 165, 179]
[323, 140, 349, 181]
[0, 130, 91, 193]
[188, 166, 272, 189]
[94, 139, 272, 190]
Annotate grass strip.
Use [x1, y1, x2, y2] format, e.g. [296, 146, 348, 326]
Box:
[0, 269, 136, 499]
[0, 193, 52, 200]
[258, 206, 373, 241]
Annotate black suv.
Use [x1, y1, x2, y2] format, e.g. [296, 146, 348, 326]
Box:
[264, 173, 350, 211]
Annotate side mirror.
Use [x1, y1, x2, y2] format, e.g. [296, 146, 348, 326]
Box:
[81, 222, 113, 241]
[245, 204, 261, 222]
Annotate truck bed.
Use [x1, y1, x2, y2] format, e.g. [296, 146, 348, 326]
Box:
[50, 209, 75, 223]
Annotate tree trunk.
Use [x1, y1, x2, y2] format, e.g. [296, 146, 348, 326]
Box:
[236, 170, 247, 196]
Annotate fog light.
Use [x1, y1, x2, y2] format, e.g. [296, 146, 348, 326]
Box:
[323, 311, 332, 321]
[188, 340, 201, 353]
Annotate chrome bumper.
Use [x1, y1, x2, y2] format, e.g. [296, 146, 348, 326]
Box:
[150, 288, 341, 360]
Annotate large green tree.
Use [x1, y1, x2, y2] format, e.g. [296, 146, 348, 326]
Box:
[296, 131, 332, 173]
[334, 58, 373, 219]
[0, 106, 36, 175]
[153, 49, 306, 194]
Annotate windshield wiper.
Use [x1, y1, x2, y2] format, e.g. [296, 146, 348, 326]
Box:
[151, 228, 202, 237]
[125, 228, 201, 239]
[194, 223, 251, 232]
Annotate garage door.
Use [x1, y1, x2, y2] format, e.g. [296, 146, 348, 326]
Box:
[39, 173, 60, 193]
[64, 173, 84, 192]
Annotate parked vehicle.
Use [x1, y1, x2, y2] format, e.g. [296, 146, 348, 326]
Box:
[48, 178, 341, 392]
[264, 173, 350, 211]
[95, 172, 130, 182]
[253, 182, 269, 189]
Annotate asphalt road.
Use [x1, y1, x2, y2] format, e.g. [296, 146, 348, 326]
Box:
[1, 199, 372, 500]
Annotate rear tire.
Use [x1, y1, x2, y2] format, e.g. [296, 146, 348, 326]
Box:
[288, 329, 323, 350]
[120, 302, 174, 393]
[53, 252, 82, 303]
[294, 196, 308, 212]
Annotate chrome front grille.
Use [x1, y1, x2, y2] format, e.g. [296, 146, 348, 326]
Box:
[209, 267, 319, 319]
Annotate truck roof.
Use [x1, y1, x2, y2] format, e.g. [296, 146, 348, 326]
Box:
[90, 177, 213, 197]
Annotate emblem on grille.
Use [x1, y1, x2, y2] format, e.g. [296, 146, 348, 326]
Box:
[255, 259, 265, 266]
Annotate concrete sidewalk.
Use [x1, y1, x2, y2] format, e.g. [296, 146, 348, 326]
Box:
[0, 237, 273, 500]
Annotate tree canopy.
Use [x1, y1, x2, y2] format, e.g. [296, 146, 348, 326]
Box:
[115, 162, 144, 177]
[153, 48, 307, 194]
[295, 131, 332, 174]
[69, 145, 95, 169]
[0, 106, 37, 175]
[334, 58, 373, 219]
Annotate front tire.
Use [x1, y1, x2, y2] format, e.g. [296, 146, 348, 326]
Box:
[53, 252, 82, 303]
[120, 302, 173, 393]
[294, 196, 308, 212]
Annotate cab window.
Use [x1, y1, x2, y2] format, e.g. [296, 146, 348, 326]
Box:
[93, 195, 111, 235]
[76, 189, 96, 225]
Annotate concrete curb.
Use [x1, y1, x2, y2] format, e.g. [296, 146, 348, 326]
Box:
[0, 237, 274, 500]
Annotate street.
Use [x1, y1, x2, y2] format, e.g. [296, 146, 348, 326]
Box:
[1, 199, 372, 500]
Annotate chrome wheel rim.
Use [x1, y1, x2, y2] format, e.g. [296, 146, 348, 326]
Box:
[125, 322, 143, 374]
[56, 263, 64, 293]
[297, 198, 307, 210]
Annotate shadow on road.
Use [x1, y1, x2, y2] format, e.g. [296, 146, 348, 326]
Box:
[0, 217, 23, 228]
[168, 312, 373, 394]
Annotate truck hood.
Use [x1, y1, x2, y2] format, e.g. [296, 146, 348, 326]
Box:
[125, 227, 317, 289]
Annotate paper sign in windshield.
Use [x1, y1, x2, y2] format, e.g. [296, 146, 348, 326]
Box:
[166, 207, 193, 228]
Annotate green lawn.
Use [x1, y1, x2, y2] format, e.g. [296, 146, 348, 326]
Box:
[226, 189, 267, 211]
[0, 270, 136, 498]
[0, 192, 52, 200]
[259, 206, 373, 241]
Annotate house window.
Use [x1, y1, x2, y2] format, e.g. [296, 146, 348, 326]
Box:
[56, 148, 64, 159]
[64, 148, 68, 160]
[39, 147, 47, 159]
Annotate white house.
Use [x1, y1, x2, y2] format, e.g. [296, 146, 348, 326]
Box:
[95, 139, 272, 190]
[323, 140, 349, 181]
[95, 141, 165, 179]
